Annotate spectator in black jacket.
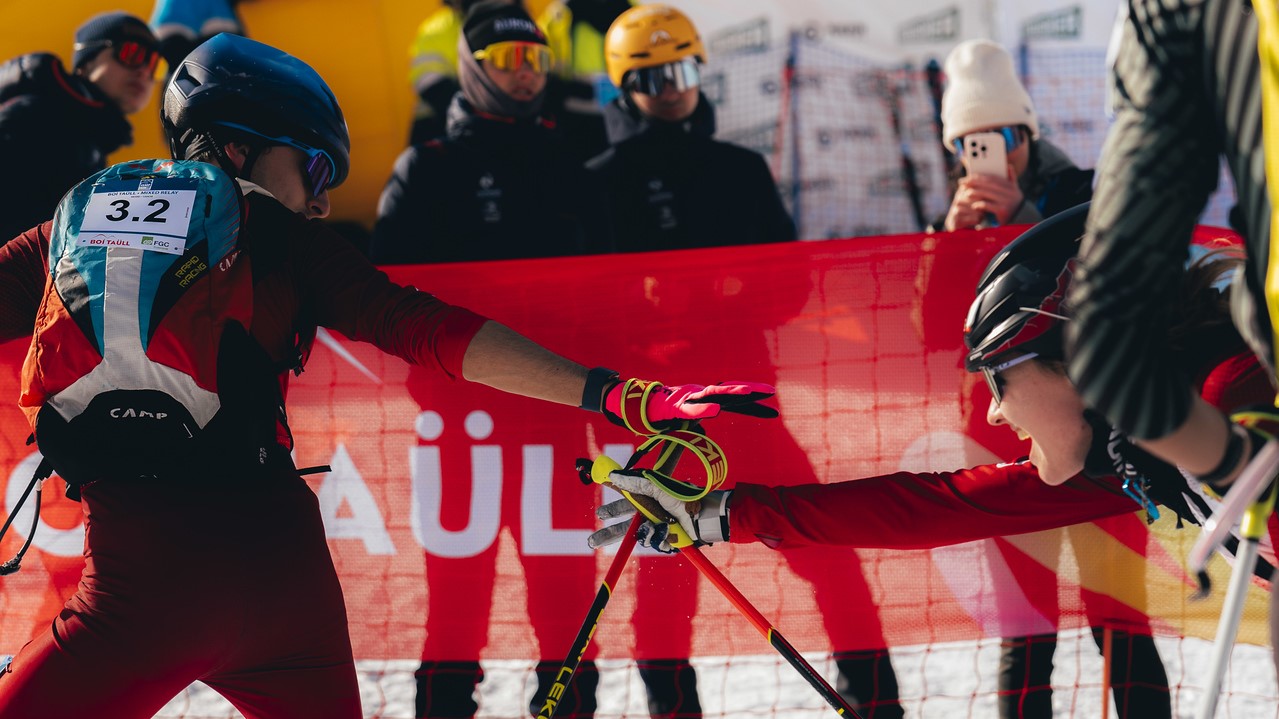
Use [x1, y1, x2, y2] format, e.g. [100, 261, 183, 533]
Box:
[372, 3, 614, 716]
[0, 11, 159, 243]
[583, 7, 909, 719]
[585, 4, 795, 252]
[370, 0, 612, 264]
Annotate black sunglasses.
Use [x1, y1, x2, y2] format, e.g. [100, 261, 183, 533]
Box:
[981, 352, 1038, 404]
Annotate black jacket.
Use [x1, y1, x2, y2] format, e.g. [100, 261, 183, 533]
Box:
[371, 95, 613, 264]
[0, 53, 132, 243]
[586, 94, 796, 252]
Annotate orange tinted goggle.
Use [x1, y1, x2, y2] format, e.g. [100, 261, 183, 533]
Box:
[77, 40, 161, 72]
[473, 41, 552, 74]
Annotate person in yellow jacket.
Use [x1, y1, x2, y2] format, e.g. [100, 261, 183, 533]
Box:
[406, 0, 474, 145]
[536, 0, 631, 162]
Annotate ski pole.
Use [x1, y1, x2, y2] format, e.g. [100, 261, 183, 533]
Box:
[615, 489, 862, 719]
[1193, 479, 1277, 719]
[680, 542, 861, 718]
[1188, 438, 1279, 593]
[536, 486, 642, 719]
[539, 426, 698, 719]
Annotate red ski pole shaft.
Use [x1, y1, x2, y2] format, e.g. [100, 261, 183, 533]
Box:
[623, 492, 862, 718]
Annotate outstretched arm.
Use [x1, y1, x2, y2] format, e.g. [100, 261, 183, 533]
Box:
[461, 321, 777, 431]
[461, 321, 588, 406]
[593, 460, 1140, 553]
[728, 463, 1133, 550]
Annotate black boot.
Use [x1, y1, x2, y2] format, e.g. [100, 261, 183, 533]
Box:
[637, 658, 703, 718]
[997, 634, 1056, 719]
[1090, 628, 1171, 718]
[414, 660, 484, 718]
[833, 649, 903, 719]
[528, 659, 599, 719]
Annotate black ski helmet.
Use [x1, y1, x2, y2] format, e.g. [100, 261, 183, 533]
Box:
[161, 33, 350, 189]
[963, 202, 1089, 372]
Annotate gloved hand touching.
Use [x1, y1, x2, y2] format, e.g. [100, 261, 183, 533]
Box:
[578, 367, 777, 436]
[588, 469, 731, 553]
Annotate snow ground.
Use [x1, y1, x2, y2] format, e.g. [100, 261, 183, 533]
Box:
[153, 630, 1278, 718]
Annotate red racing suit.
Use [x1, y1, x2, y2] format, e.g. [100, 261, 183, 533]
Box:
[729, 351, 1279, 554]
[0, 188, 488, 719]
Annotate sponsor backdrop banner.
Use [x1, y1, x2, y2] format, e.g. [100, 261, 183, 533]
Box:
[695, 0, 1236, 239]
[0, 230, 1267, 663]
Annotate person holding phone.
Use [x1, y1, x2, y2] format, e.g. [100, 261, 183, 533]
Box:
[936, 39, 1093, 232]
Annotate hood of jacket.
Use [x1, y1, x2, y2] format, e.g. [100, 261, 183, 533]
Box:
[444, 93, 553, 144]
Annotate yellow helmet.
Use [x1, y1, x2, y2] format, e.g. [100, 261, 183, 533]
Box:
[604, 4, 706, 89]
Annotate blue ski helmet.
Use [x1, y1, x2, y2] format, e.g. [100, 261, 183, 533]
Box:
[161, 33, 350, 190]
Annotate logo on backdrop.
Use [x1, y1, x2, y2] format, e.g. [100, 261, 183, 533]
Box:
[1022, 6, 1083, 41]
[898, 7, 960, 44]
[708, 17, 769, 56]
[799, 21, 868, 42]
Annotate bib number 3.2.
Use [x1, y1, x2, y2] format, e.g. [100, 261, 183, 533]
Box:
[79, 183, 198, 256]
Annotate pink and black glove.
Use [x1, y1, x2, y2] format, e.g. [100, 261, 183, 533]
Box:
[580, 368, 777, 435]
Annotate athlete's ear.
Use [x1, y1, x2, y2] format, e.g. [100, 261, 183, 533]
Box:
[221, 142, 251, 173]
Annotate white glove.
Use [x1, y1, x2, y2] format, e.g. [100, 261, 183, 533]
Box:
[588, 470, 731, 552]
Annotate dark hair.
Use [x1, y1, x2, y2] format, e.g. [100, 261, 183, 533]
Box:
[1168, 247, 1246, 371]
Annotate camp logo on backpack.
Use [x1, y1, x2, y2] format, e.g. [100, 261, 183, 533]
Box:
[20, 158, 282, 484]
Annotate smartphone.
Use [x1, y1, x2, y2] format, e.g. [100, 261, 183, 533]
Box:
[962, 131, 1008, 178]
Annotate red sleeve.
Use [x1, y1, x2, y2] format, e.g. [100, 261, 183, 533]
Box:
[728, 461, 1136, 550]
[289, 217, 488, 379]
[0, 222, 51, 343]
[1198, 351, 1273, 413]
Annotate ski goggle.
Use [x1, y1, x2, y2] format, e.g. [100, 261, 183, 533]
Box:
[216, 122, 337, 197]
[624, 58, 701, 96]
[953, 126, 1026, 156]
[980, 351, 1038, 405]
[75, 39, 161, 73]
[472, 41, 553, 74]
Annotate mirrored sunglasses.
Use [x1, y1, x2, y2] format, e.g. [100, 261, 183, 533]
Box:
[625, 58, 701, 96]
[76, 39, 161, 73]
[216, 121, 336, 198]
[953, 126, 1025, 156]
[980, 351, 1038, 405]
[473, 41, 553, 74]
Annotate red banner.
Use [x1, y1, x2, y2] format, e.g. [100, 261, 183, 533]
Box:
[0, 228, 1267, 666]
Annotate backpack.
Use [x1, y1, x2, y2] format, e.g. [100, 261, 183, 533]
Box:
[19, 158, 285, 485]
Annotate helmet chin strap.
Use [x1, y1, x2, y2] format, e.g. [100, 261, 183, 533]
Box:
[201, 131, 263, 185]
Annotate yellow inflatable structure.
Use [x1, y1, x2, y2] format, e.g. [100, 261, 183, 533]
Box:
[2, 1, 565, 231]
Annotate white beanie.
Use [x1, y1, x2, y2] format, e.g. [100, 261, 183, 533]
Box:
[940, 40, 1039, 152]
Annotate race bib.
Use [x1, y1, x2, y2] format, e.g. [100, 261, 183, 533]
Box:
[78, 178, 199, 255]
